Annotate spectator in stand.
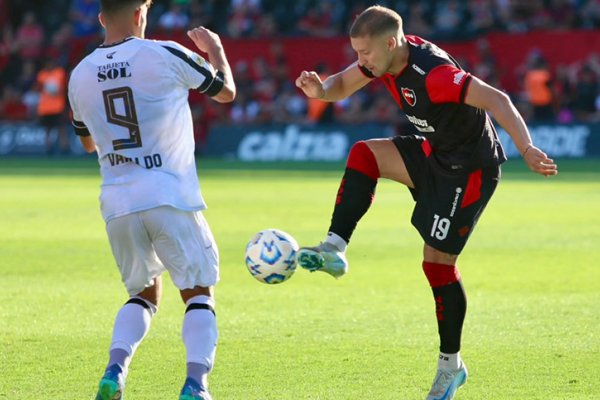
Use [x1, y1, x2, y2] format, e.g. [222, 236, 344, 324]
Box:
[0, 85, 28, 121]
[37, 0, 72, 36]
[158, 2, 190, 32]
[268, 41, 289, 86]
[529, 0, 555, 30]
[229, 91, 261, 123]
[335, 92, 368, 124]
[188, 0, 215, 31]
[403, 3, 433, 39]
[580, 0, 600, 28]
[305, 63, 335, 123]
[466, 0, 500, 36]
[296, 2, 340, 37]
[15, 12, 43, 62]
[251, 56, 278, 114]
[43, 23, 73, 70]
[548, 0, 580, 29]
[432, 0, 465, 39]
[227, 0, 260, 38]
[501, 0, 530, 32]
[70, 0, 101, 37]
[524, 53, 556, 121]
[15, 60, 38, 114]
[36, 57, 68, 154]
[473, 38, 502, 89]
[572, 63, 599, 121]
[271, 83, 307, 124]
[554, 64, 576, 123]
[3, 0, 600, 130]
[0, 23, 18, 85]
[232, 60, 254, 97]
[587, 53, 600, 75]
[366, 95, 404, 127]
[0, 0, 9, 30]
[255, 12, 277, 37]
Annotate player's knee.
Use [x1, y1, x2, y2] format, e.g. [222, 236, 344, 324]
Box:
[422, 261, 461, 288]
[180, 286, 213, 304]
[347, 141, 380, 180]
[125, 296, 158, 315]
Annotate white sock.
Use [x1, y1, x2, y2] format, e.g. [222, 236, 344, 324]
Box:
[182, 295, 218, 373]
[438, 351, 461, 370]
[107, 348, 130, 372]
[326, 232, 347, 252]
[108, 297, 155, 370]
[187, 362, 210, 389]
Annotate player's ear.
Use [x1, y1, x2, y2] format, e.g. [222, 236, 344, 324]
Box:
[98, 12, 106, 29]
[387, 35, 397, 51]
[133, 6, 143, 27]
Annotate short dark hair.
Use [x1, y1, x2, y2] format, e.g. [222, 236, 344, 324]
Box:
[349, 6, 403, 38]
[100, 0, 150, 15]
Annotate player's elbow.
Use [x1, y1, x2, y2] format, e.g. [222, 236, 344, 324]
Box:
[213, 85, 236, 103]
[222, 84, 236, 102]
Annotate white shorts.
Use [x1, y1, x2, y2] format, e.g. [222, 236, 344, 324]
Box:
[106, 206, 219, 295]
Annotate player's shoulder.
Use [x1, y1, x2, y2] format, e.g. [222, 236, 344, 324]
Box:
[152, 39, 213, 74]
[69, 54, 94, 86]
[142, 38, 194, 58]
[143, 39, 210, 67]
[407, 35, 456, 71]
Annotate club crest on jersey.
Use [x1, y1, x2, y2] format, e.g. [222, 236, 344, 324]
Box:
[401, 87, 417, 106]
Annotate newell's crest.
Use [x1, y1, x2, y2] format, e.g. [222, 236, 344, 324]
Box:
[401, 87, 416, 106]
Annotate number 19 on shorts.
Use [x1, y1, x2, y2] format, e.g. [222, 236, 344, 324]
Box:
[431, 214, 450, 240]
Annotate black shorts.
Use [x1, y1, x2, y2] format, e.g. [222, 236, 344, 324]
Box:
[392, 134, 500, 255]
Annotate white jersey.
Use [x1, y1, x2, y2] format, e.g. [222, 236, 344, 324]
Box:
[68, 37, 223, 222]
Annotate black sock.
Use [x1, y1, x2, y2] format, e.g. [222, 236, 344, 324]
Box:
[432, 281, 467, 354]
[328, 168, 377, 243]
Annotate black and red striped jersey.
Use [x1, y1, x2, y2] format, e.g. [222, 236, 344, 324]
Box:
[359, 35, 506, 171]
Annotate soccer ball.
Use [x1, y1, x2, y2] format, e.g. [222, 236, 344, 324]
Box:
[245, 229, 299, 284]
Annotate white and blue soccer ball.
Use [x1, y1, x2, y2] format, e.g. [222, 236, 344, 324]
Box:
[245, 229, 299, 284]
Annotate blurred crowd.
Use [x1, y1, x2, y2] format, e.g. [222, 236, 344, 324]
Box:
[1, 0, 600, 152]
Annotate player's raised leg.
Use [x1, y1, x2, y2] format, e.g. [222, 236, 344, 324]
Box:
[95, 280, 160, 400]
[297, 138, 413, 278]
[422, 246, 468, 400]
[179, 286, 217, 400]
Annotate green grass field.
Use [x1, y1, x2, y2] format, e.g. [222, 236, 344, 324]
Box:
[1, 157, 599, 399]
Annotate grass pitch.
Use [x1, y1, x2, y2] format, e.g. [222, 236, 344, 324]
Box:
[0, 157, 599, 399]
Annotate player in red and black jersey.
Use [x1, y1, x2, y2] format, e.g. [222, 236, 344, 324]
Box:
[295, 5, 557, 400]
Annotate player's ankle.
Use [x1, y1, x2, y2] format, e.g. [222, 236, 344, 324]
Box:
[325, 232, 347, 252]
[438, 351, 461, 370]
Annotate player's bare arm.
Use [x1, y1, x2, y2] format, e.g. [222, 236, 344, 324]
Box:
[295, 62, 371, 102]
[79, 135, 96, 153]
[187, 27, 236, 103]
[464, 76, 558, 177]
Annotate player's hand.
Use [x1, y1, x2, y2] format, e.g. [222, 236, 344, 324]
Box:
[187, 27, 223, 54]
[523, 145, 558, 177]
[295, 71, 325, 99]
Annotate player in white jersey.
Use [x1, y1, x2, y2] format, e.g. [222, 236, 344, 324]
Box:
[67, 1, 235, 399]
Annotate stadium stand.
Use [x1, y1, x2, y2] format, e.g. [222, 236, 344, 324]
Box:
[1, 0, 599, 150]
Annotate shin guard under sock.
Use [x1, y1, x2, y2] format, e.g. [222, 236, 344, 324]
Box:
[329, 141, 380, 243]
[422, 261, 467, 354]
